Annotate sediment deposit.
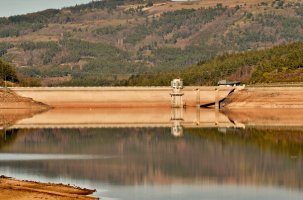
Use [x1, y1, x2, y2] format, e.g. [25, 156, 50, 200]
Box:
[0, 176, 97, 200]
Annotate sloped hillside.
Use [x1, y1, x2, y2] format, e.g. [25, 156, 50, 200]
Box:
[126, 42, 303, 85]
[0, 0, 302, 86]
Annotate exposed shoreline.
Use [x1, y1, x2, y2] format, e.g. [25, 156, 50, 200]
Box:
[0, 89, 49, 110]
[222, 87, 303, 109]
[0, 89, 50, 127]
[0, 176, 97, 200]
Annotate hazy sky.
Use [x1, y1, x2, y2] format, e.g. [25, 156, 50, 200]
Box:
[0, 0, 93, 17]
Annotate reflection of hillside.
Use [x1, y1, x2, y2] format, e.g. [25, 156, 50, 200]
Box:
[187, 127, 303, 156]
[0, 128, 302, 190]
[0, 129, 18, 149]
[0, 108, 47, 127]
[225, 109, 303, 126]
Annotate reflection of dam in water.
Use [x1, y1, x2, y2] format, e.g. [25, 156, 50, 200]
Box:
[1, 127, 303, 193]
[3, 108, 303, 135]
[4, 108, 241, 137]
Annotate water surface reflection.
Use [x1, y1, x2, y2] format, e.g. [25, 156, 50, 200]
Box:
[0, 127, 303, 199]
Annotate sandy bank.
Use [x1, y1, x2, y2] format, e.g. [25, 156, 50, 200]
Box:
[0, 89, 49, 109]
[0, 176, 97, 200]
[223, 87, 303, 109]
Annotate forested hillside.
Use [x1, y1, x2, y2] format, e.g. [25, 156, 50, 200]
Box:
[126, 42, 303, 86]
[0, 58, 18, 84]
[0, 0, 302, 86]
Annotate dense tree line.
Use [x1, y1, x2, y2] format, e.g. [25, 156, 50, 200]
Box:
[69, 0, 124, 12]
[94, 25, 125, 35]
[1, 1, 303, 86]
[126, 42, 303, 86]
[296, 5, 303, 16]
[16, 39, 148, 86]
[122, 4, 303, 72]
[0, 9, 60, 38]
[69, 0, 163, 13]
[0, 0, 146, 38]
[0, 58, 18, 83]
[0, 43, 13, 57]
[0, 57, 41, 86]
[12, 39, 303, 86]
[125, 5, 227, 44]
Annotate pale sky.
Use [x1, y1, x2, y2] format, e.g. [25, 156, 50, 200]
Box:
[0, 0, 94, 17]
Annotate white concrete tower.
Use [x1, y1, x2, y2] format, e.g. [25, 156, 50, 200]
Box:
[170, 79, 184, 108]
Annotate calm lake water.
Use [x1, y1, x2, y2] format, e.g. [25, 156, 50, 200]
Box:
[0, 126, 303, 200]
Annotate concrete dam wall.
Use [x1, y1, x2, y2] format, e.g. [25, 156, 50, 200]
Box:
[10, 86, 236, 108]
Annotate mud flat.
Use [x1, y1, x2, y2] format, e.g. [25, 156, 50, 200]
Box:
[0, 176, 97, 200]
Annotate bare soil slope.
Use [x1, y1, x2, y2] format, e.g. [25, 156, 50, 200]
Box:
[0, 89, 48, 108]
[0, 89, 49, 126]
[223, 87, 303, 109]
